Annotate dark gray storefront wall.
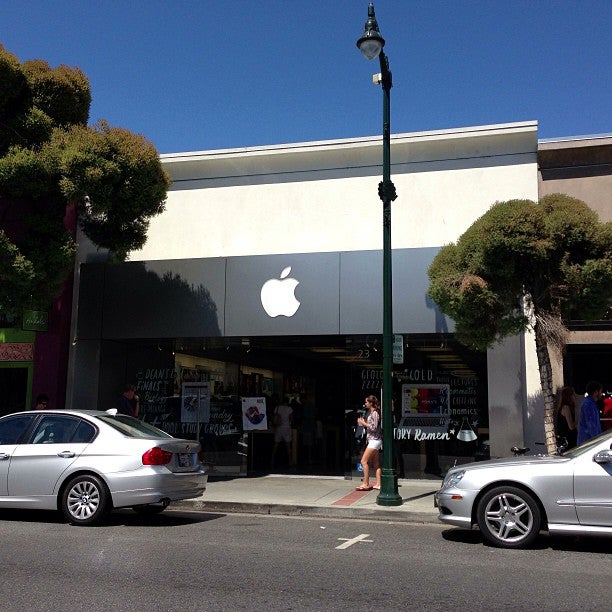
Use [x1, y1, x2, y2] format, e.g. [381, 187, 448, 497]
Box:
[225, 253, 340, 336]
[340, 248, 453, 334]
[77, 248, 453, 339]
[78, 259, 226, 339]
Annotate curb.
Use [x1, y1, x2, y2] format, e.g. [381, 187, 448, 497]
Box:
[171, 500, 439, 524]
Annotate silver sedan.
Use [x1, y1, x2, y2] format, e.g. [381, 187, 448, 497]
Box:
[0, 409, 208, 525]
[435, 429, 612, 548]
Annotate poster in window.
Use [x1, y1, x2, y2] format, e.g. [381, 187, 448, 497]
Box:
[181, 382, 211, 423]
[399, 384, 451, 431]
[242, 396, 268, 431]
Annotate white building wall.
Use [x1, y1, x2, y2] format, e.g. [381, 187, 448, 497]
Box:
[132, 122, 539, 261]
[135, 165, 535, 260]
[487, 335, 527, 454]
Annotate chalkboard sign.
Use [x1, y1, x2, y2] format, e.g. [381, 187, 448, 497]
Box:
[136, 367, 176, 419]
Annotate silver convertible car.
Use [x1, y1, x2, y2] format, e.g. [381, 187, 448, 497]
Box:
[435, 429, 612, 548]
[0, 409, 208, 525]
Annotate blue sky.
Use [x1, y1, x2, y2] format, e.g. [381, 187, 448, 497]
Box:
[2, 1, 611, 154]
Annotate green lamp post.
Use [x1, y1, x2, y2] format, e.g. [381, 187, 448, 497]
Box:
[357, 2, 402, 506]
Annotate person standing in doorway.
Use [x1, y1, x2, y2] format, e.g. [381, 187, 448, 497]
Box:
[271, 396, 293, 469]
[34, 394, 49, 410]
[116, 384, 140, 417]
[356, 395, 382, 491]
[602, 390, 612, 431]
[300, 394, 317, 466]
[577, 381, 603, 445]
[555, 386, 577, 449]
[391, 398, 405, 478]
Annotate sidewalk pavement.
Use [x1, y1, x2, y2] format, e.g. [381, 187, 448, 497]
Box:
[174, 474, 442, 524]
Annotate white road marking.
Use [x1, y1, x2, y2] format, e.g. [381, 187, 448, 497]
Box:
[335, 533, 373, 549]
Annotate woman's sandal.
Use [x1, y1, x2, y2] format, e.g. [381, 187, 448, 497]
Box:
[355, 485, 373, 491]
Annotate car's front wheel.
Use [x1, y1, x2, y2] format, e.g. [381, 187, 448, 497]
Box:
[476, 485, 541, 549]
[61, 474, 110, 526]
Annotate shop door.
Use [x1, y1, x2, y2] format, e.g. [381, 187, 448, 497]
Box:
[0, 366, 29, 416]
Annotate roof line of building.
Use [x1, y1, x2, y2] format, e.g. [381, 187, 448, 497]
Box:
[160, 121, 538, 161]
[539, 133, 612, 144]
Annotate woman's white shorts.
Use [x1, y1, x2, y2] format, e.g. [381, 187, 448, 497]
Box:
[367, 439, 382, 450]
[274, 426, 292, 443]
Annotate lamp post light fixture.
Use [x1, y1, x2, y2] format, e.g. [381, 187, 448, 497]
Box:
[357, 2, 402, 507]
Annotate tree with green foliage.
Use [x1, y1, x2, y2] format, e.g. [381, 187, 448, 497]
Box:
[0, 44, 170, 316]
[428, 194, 612, 454]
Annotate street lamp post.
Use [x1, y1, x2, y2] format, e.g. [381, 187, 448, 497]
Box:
[357, 2, 402, 506]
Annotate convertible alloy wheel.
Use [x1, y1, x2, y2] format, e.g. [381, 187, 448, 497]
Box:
[61, 474, 110, 526]
[476, 485, 541, 549]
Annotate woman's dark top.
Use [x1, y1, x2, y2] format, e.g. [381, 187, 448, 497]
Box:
[555, 406, 577, 449]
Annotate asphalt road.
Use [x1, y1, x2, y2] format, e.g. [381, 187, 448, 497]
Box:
[1, 508, 610, 611]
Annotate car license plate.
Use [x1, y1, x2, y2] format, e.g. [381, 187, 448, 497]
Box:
[178, 453, 193, 467]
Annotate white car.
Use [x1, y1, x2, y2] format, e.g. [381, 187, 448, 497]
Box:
[0, 409, 207, 525]
[435, 430, 612, 548]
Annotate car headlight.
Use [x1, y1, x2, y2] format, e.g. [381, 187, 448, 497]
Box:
[443, 469, 465, 488]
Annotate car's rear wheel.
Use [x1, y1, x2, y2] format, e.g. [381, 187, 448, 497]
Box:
[61, 474, 110, 526]
[476, 485, 541, 549]
[132, 500, 170, 515]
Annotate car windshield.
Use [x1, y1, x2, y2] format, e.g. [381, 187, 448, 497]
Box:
[561, 430, 612, 458]
[96, 414, 175, 439]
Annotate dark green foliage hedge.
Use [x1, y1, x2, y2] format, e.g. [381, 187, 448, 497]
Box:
[0, 44, 169, 315]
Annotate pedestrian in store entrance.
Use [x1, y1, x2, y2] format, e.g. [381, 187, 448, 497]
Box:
[271, 396, 293, 469]
[391, 398, 405, 478]
[116, 384, 140, 417]
[555, 386, 577, 449]
[34, 393, 49, 409]
[356, 395, 382, 491]
[577, 381, 603, 445]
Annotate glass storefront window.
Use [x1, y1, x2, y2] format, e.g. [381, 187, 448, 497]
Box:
[109, 334, 488, 479]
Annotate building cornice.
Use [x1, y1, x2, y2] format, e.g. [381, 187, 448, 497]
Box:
[160, 121, 538, 184]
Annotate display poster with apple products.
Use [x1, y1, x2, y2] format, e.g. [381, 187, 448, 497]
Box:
[241, 397, 268, 431]
[401, 384, 450, 415]
[181, 382, 211, 423]
[400, 384, 451, 429]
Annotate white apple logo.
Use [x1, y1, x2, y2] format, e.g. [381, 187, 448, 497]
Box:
[260, 266, 301, 317]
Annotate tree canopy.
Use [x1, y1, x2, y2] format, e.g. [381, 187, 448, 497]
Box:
[428, 194, 612, 453]
[428, 194, 612, 351]
[0, 44, 170, 315]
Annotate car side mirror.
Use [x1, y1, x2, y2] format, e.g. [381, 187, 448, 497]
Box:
[593, 450, 612, 464]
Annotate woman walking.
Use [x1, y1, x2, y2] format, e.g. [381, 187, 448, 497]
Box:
[356, 395, 382, 491]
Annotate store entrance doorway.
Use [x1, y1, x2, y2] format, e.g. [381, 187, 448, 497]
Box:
[0, 365, 30, 416]
[564, 344, 611, 393]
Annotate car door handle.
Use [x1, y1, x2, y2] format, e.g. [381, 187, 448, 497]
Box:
[0, 453, 9, 460]
[57, 451, 76, 458]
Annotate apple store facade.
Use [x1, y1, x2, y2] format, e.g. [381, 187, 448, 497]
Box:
[67, 122, 543, 478]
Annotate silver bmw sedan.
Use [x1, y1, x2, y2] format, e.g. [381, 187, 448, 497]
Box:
[0, 409, 208, 525]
